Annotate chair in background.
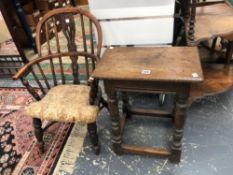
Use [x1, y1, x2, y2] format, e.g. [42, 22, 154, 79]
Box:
[185, 0, 233, 63]
[181, 0, 233, 103]
[13, 7, 103, 154]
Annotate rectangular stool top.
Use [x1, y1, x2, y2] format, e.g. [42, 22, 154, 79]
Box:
[94, 47, 203, 83]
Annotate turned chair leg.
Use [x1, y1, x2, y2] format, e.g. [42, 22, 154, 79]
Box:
[33, 118, 44, 152]
[87, 122, 100, 155]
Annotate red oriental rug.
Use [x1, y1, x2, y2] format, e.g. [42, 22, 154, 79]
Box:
[0, 88, 72, 175]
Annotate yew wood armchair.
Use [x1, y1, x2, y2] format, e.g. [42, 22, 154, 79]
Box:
[13, 7, 103, 154]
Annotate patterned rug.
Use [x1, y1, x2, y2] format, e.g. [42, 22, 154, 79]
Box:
[0, 88, 73, 175]
[0, 88, 32, 116]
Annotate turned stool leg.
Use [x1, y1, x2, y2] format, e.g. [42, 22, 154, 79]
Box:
[122, 92, 131, 119]
[87, 122, 100, 155]
[170, 93, 188, 163]
[108, 92, 122, 154]
[33, 118, 44, 152]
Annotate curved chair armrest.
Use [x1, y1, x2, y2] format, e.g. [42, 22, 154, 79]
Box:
[12, 55, 50, 80]
[13, 63, 32, 80]
[12, 55, 53, 101]
[13, 51, 99, 80]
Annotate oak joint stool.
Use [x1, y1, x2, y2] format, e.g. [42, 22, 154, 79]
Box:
[93, 47, 203, 163]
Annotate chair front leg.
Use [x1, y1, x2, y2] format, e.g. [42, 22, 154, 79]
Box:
[88, 77, 98, 105]
[87, 122, 100, 155]
[33, 118, 44, 153]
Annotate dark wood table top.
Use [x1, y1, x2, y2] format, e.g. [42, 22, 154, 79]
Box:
[94, 47, 203, 83]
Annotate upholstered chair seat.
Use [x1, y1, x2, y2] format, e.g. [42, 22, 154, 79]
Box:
[26, 85, 99, 124]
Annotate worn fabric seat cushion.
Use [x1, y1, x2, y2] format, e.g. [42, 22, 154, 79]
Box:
[26, 85, 99, 123]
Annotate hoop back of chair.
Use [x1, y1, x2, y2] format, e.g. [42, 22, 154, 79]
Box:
[13, 7, 102, 101]
[28, 7, 103, 86]
[36, 7, 102, 57]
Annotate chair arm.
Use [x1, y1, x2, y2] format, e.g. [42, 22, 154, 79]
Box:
[13, 53, 63, 80]
[12, 56, 50, 101]
[13, 63, 32, 80]
[13, 55, 47, 80]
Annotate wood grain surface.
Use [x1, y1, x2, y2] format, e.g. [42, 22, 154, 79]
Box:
[94, 47, 203, 82]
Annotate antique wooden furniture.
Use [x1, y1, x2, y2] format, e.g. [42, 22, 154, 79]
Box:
[183, 0, 233, 102]
[189, 64, 233, 103]
[89, 0, 180, 105]
[13, 7, 103, 154]
[93, 47, 203, 163]
[186, 0, 233, 63]
[186, 0, 233, 44]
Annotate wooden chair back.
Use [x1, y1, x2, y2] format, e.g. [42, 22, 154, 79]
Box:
[13, 7, 102, 100]
[186, 0, 226, 42]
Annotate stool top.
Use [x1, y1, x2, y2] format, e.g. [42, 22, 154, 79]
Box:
[94, 47, 203, 83]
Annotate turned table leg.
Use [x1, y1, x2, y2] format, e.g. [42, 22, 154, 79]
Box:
[170, 92, 188, 163]
[107, 91, 122, 154]
[122, 92, 131, 119]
